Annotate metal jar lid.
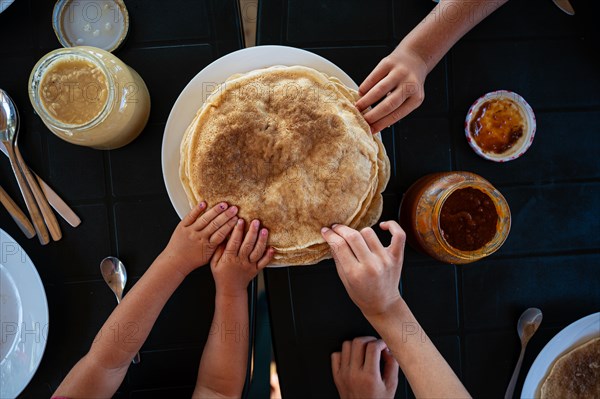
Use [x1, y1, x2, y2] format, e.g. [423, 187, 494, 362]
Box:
[52, 0, 130, 52]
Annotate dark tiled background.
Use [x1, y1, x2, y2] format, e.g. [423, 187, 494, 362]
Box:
[0, 0, 599, 398]
[258, 0, 600, 398]
[0, 0, 244, 397]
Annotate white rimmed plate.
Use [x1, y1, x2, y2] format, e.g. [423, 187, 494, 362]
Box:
[465, 90, 536, 162]
[0, 0, 15, 13]
[161, 45, 358, 221]
[521, 312, 600, 398]
[0, 228, 49, 398]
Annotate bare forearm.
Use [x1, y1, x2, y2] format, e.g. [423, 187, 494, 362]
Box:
[194, 291, 249, 398]
[90, 253, 185, 364]
[366, 299, 471, 398]
[54, 253, 186, 397]
[400, 0, 509, 72]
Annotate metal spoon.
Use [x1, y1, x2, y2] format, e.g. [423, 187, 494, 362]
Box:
[504, 308, 543, 399]
[1, 90, 62, 241]
[0, 89, 48, 244]
[100, 256, 141, 364]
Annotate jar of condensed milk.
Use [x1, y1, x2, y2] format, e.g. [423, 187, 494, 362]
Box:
[399, 171, 511, 264]
[29, 46, 150, 150]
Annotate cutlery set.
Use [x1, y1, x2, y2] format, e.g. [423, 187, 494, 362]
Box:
[0, 89, 80, 243]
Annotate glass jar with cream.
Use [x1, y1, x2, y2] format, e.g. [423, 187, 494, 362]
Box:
[399, 171, 511, 264]
[29, 46, 150, 150]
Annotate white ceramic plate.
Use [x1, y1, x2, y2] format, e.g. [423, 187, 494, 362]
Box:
[521, 312, 600, 398]
[0, 0, 15, 13]
[161, 45, 357, 220]
[0, 228, 49, 399]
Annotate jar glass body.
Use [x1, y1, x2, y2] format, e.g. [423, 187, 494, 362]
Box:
[29, 46, 150, 150]
[399, 171, 511, 264]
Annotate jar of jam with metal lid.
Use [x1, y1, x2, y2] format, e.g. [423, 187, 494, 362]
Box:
[399, 171, 511, 264]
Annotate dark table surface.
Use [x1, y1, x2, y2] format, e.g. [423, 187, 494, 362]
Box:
[257, 0, 600, 398]
[0, 0, 599, 398]
[0, 1, 246, 397]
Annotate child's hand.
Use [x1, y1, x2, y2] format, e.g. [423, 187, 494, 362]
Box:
[356, 44, 427, 134]
[210, 219, 274, 297]
[161, 201, 240, 276]
[321, 221, 406, 319]
[332, 337, 399, 399]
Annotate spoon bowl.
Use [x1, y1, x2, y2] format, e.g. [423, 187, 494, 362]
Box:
[3, 90, 62, 242]
[517, 307, 543, 342]
[99, 256, 140, 364]
[0, 89, 18, 142]
[100, 256, 127, 303]
[504, 307, 543, 399]
[0, 89, 49, 244]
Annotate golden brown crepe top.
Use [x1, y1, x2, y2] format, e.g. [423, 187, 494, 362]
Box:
[180, 65, 389, 265]
[540, 336, 600, 399]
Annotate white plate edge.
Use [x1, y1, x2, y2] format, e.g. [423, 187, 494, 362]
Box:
[520, 312, 600, 398]
[161, 45, 359, 220]
[0, 228, 49, 398]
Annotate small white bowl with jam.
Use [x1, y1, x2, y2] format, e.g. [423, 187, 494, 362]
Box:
[465, 90, 536, 162]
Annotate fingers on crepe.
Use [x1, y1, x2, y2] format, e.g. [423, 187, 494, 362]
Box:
[321, 224, 388, 264]
[183, 202, 240, 247]
[182, 201, 207, 226]
[225, 218, 274, 270]
[356, 59, 425, 134]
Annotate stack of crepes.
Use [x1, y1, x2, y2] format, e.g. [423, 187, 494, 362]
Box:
[540, 337, 600, 399]
[180, 65, 390, 266]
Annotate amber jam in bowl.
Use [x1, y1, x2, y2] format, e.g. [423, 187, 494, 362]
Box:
[465, 90, 536, 162]
[399, 171, 511, 264]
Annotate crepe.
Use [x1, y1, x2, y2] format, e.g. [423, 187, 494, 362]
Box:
[540, 337, 600, 399]
[180, 65, 389, 265]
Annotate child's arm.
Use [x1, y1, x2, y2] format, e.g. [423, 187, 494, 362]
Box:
[322, 222, 471, 398]
[52, 202, 240, 399]
[357, 0, 509, 133]
[193, 218, 274, 398]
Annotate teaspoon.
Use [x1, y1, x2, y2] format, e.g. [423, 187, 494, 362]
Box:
[1, 89, 62, 241]
[0, 89, 49, 244]
[100, 256, 141, 364]
[504, 307, 543, 399]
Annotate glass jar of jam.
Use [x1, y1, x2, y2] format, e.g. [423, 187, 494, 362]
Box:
[399, 171, 511, 264]
[29, 46, 150, 150]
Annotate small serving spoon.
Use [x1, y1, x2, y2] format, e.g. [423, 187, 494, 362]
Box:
[1, 89, 62, 241]
[0, 89, 48, 244]
[100, 256, 141, 364]
[504, 307, 543, 399]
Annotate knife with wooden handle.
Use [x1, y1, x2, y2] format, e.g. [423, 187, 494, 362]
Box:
[0, 142, 81, 227]
[35, 174, 81, 227]
[2, 140, 49, 244]
[552, 0, 575, 15]
[14, 145, 62, 241]
[0, 184, 35, 238]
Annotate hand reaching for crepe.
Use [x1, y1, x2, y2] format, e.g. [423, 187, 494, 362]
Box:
[321, 221, 406, 318]
[162, 201, 240, 276]
[211, 218, 274, 296]
[322, 221, 471, 398]
[356, 45, 427, 134]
